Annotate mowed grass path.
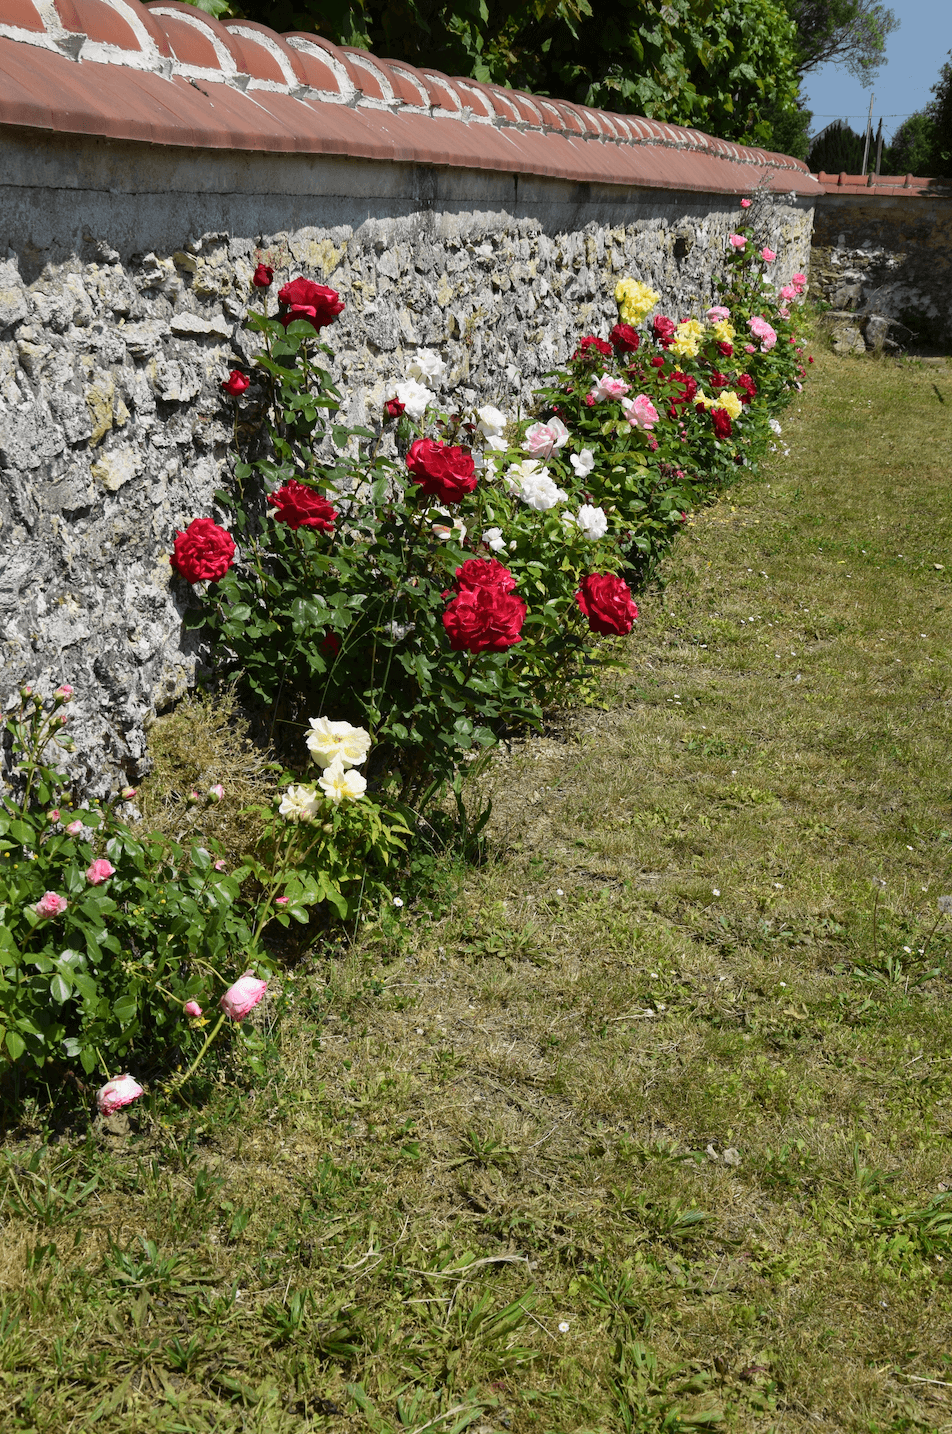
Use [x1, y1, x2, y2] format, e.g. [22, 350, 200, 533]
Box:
[4, 345, 952, 1434]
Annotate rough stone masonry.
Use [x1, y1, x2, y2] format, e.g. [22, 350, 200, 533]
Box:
[0, 125, 812, 794]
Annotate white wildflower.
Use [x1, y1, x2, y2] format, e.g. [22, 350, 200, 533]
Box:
[392, 378, 433, 420]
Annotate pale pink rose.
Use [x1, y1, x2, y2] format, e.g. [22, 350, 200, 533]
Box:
[65, 820, 83, 836]
[779, 305, 790, 319]
[214, 859, 227, 872]
[779, 284, 797, 301]
[740, 198, 752, 208]
[86, 859, 115, 886]
[207, 784, 224, 804]
[524, 417, 569, 457]
[184, 1000, 203, 1018]
[34, 891, 67, 920]
[761, 247, 776, 263]
[48, 809, 60, 824]
[220, 971, 268, 1020]
[792, 272, 807, 291]
[96, 1074, 143, 1115]
[744, 343, 756, 354]
[121, 787, 138, 801]
[590, 372, 630, 403]
[706, 305, 730, 322]
[54, 684, 74, 702]
[275, 896, 289, 905]
[729, 234, 746, 250]
[622, 394, 659, 430]
[749, 315, 777, 351]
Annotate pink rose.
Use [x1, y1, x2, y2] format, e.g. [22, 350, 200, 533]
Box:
[740, 198, 752, 208]
[214, 859, 227, 872]
[590, 372, 630, 403]
[275, 896, 289, 905]
[65, 820, 83, 836]
[34, 891, 67, 920]
[622, 394, 659, 430]
[220, 971, 268, 1020]
[184, 1000, 203, 1018]
[207, 784, 224, 804]
[524, 417, 569, 457]
[48, 809, 60, 824]
[729, 234, 746, 250]
[761, 247, 776, 263]
[792, 272, 807, 292]
[86, 859, 115, 886]
[54, 684, 74, 702]
[744, 343, 756, 354]
[706, 306, 730, 322]
[749, 315, 777, 351]
[779, 305, 790, 319]
[779, 284, 797, 301]
[96, 1074, 143, 1115]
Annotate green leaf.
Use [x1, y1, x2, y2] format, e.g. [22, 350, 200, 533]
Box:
[113, 995, 137, 1026]
[5, 1030, 26, 1060]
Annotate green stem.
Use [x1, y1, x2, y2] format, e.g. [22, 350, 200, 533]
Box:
[169, 1011, 228, 1093]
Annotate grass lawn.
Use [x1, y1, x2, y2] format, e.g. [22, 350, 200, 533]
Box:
[3, 343, 952, 1433]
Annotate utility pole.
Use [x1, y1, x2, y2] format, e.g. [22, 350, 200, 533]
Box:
[874, 118, 884, 174]
[861, 92, 874, 173]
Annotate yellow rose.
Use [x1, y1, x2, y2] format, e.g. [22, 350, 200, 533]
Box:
[694, 391, 715, 410]
[712, 319, 736, 344]
[718, 390, 743, 419]
[614, 277, 661, 326]
[670, 319, 705, 359]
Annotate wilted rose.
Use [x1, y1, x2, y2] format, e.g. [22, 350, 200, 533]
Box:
[220, 972, 268, 1021]
[96, 1074, 143, 1115]
[86, 859, 115, 885]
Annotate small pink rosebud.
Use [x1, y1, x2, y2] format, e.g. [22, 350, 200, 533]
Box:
[86, 859, 116, 885]
[48, 809, 60, 824]
[275, 896, 289, 905]
[740, 198, 751, 208]
[121, 787, 138, 801]
[65, 820, 83, 836]
[34, 891, 67, 920]
[214, 859, 227, 871]
[54, 684, 74, 702]
[207, 784, 224, 804]
[220, 971, 268, 1021]
[96, 1074, 143, 1115]
[20, 684, 32, 698]
[184, 1000, 203, 1018]
[187, 790, 200, 804]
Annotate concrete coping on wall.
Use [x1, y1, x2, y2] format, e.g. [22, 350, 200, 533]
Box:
[813, 170, 952, 196]
[0, 0, 815, 196]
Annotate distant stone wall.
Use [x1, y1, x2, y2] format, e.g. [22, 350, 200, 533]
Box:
[810, 183, 952, 352]
[0, 0, 814, 795]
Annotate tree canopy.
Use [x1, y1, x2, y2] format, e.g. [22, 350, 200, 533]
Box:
[783, 0, 897, 83]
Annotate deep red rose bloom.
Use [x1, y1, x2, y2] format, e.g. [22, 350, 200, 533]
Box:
[670, 369, 698, 406]
[385, 398, 405, 418]
[454, 557, 517, 594]
[267, 480, 336, 532]
[709, 370, 728, 389]
[406, 438, 477, 503]
[321, 631, 341, 657]
[609, 323, 640, 353]
[717, 340, 734, 358]
[575, 573, 638, 636]
[222, 369, 250, 396]
[652, 315, 676, 347]
[737, 372, 757, 405]
[573, 335, 613, 360]
[650, 355, 666, 369]
[710, 407, 733, 440]
[252, 263, 274, 288]
[443, 584, 526, 653]
[277, 277, 345, 332]
[170, 518, 235, 584]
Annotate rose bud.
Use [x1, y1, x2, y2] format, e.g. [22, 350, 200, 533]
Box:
[207, 784, 224, 804]
[48, 809, 60, 824]
[222, 370, 250, 396]
[54, 684, 74, 703]
[121, 787, 138, 800]
[96, 1075, 143, 1115]
[385, 398, 405, 419]
[220, 972, 268, 1020]
[184, 1000, 203, 1018]
[65, 820, 83, 836]
[252, 263, 274, 288]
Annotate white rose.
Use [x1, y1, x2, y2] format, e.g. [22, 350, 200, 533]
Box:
[482, 526, 506, 552]
[769, 417, 782, 435]
[305, 717, 371, 770]
[318, 758, 368, 805]
[575, 504, 609, 541]
[278, 783, 321, 823]
[483, 434, 509, 452]
[476, 404, 507, 437]
[505, 460, 567, 511]
[431, 509, 467, 543]
[393, 379, 433, 421]
[406, 348, 446, 385]
[570, 448, 596, 478]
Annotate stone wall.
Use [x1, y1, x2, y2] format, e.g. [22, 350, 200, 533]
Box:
[0, 0, 814, 794]
[810, 179, 952, 352]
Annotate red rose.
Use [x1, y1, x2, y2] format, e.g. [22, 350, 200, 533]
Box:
[170, 518, 235, 584]
[442, 584, 526, 653]
[652, 315, 676, 347]
[454, 557, 517, 594]
[609, 323, 640, 353]
[321, 631, 341, 657]
[222, 369, 250, 396]
[267, 480, 336, 532]
[385, 398, 405, 418]
[737, 373, 757, 405]
[670, 369, 697, 406]
[717, 340, 734, 358]
[575, 573, 638, 636]
[277, 276, 344, 332]
[709, 370, 728, 389]
[573, 335, 613, 360]
[650, 355, 666, 369]
[252, 263, 274, 288]
[406, 438, 477, 503]
[710, 407, 732, 440]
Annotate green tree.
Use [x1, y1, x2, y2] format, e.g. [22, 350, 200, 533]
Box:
[805, 117, 865, 172]
[883, 111, 937, 176]
[783, 0, 897, 83]
[924, 56, 952, 177]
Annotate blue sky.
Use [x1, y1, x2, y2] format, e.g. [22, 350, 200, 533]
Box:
[800, 0, 952, 142]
